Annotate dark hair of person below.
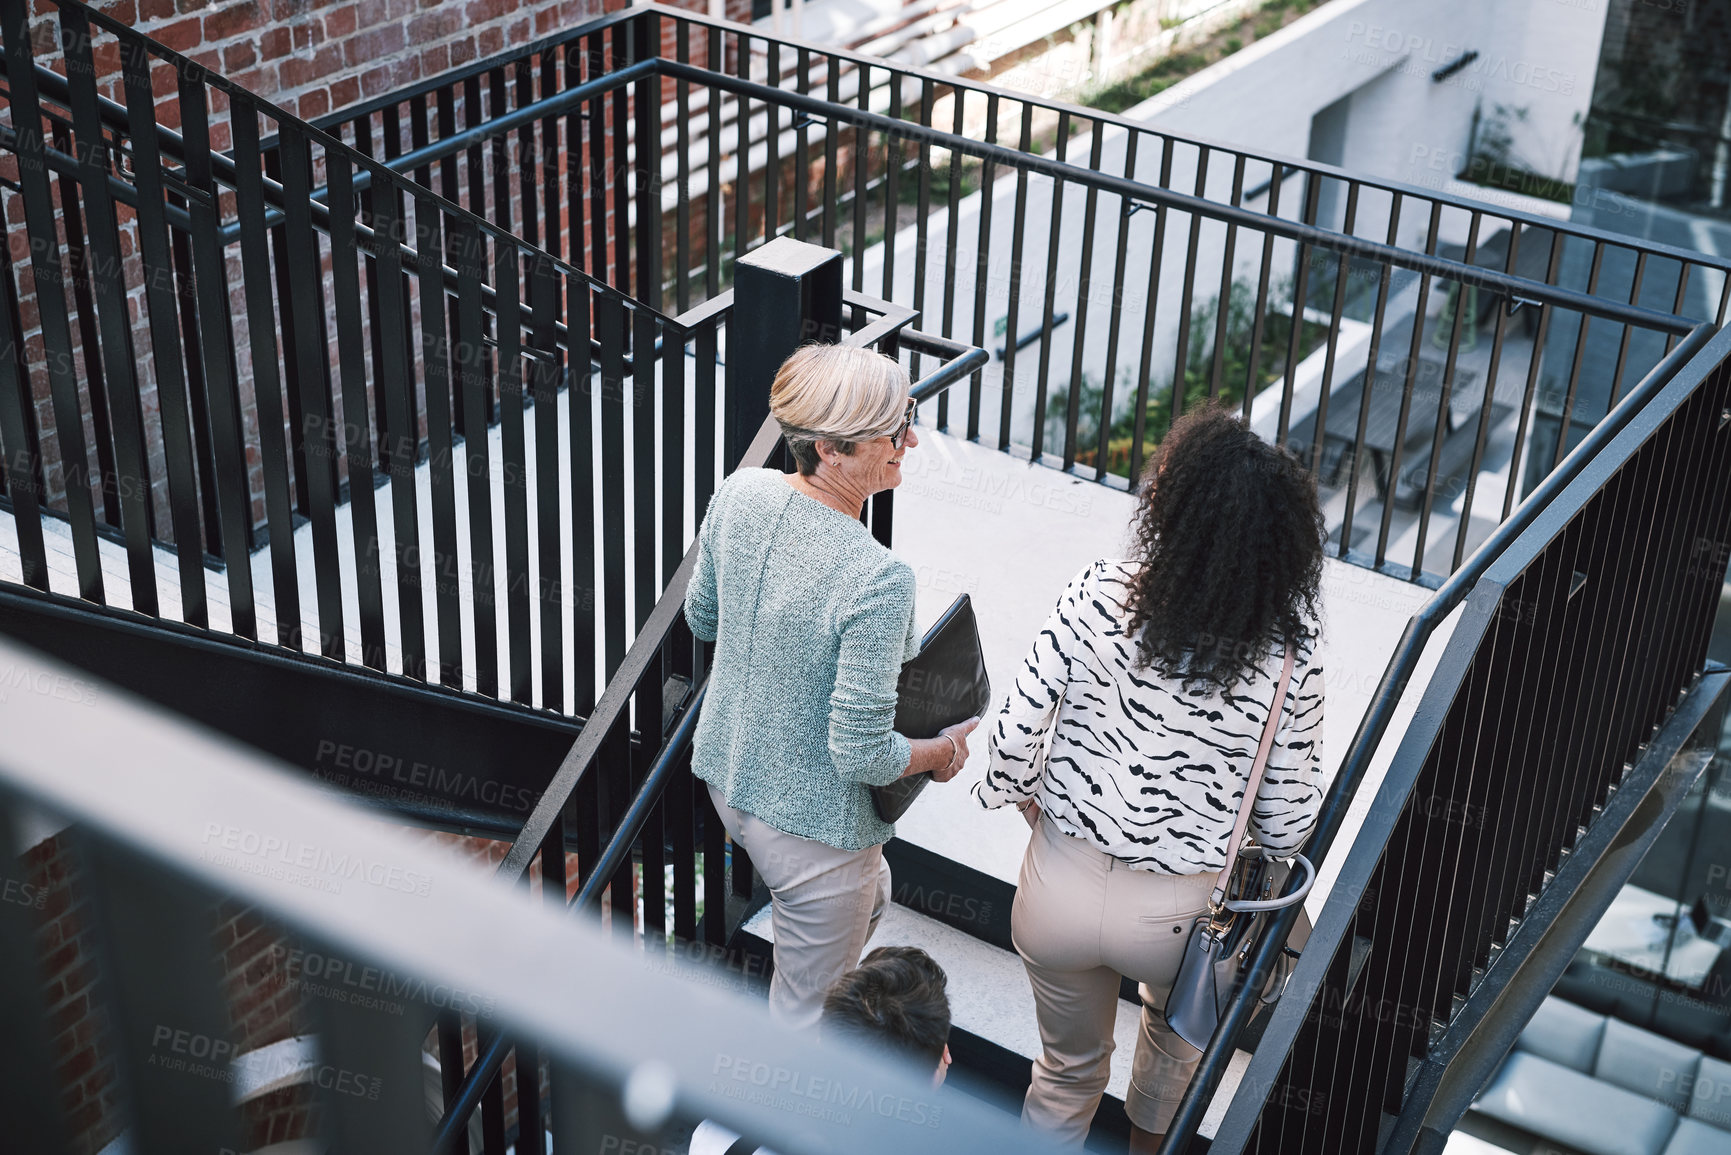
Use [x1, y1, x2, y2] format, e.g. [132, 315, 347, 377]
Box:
[1123, 401, 1326, 693]
[819, 946, 951, 1069]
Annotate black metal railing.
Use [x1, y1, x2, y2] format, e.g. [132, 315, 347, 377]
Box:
[1175, 324, 1731, 1154]
[0, 0, 730, 722]
[291, 2, 1731, 585]
[5, 5, 1731, 1152]
[0, 632, 1056, 1155]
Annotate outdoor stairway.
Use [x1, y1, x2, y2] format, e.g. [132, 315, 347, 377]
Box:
[729, 430, 1460, 1147]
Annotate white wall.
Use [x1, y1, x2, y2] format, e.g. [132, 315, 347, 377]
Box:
[1134, 0, 1606, 195]
[850, 0, 1612, 451]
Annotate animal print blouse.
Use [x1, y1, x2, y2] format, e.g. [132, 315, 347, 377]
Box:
[973, 560, 1325, 874]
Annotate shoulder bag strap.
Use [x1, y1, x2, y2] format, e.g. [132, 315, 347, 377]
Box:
[1208, 640, 1297, 912]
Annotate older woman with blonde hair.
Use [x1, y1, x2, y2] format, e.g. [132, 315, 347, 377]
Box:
[685, 343, 980, 1028]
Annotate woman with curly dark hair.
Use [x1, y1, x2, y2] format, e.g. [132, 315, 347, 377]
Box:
[974, 402, 1327, 1151]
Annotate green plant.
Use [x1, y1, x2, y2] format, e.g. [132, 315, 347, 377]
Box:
[1043, 276, 1328, 477]
[1458, 102, 1574, 204]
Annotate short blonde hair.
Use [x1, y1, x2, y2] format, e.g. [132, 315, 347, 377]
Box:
[769, 344, 911, 475]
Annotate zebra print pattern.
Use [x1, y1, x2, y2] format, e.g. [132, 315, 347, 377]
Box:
[973, 560, 1325, 875]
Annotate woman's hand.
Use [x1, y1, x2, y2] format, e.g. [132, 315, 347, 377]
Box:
[930, 717, 980, 783]
[901, 717, 981, 781]
[1019, 799, 1043, 829]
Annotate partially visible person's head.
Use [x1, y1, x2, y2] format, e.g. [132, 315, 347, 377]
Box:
[1124, 402, 1324, 691]
[769, 344, 913, 477]
[820, 946, 951, 1083]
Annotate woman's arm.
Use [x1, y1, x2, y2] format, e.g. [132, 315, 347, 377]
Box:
[972, 564, 1093, 810]
[684, 502, 720, 643]
[829, 561, 921, 786]
[1249, 656, 1325, 855]
[902, 720, 981, 781]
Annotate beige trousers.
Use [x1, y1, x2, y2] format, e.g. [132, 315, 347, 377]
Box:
[707, 784, 892, 1029]
[1012, 811, 1215, 1145]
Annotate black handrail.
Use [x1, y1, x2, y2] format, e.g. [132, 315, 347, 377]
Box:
[653, 62, 1697, 340]
[1157, 318, 1719, 1152]
[430, 675, 712, 1155]
[0, 33, 666, 322]
[317, 1, 1731, 290]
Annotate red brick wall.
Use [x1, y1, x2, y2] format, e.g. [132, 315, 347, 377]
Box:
[2, 0, 637, 547]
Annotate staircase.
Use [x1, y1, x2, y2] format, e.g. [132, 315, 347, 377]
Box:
[731, 426, 1447, 1149]
[6, 3, 1731, 1154]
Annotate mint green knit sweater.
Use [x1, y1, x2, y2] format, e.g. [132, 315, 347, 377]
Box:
[684, 469, 920, 850]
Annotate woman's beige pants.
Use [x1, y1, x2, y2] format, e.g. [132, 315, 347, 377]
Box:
[1013, 810, 1215, 1145]
[707, 784, 891, 1029]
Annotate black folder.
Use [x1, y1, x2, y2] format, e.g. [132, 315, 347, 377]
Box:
[871, 594, 993, 823]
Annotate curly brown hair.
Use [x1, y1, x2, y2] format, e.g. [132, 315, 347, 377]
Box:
[1122, 402, 1325, 692]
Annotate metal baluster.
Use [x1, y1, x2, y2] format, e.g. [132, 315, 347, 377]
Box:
[420, 200, 466, 689]
[1336, 191, 1398, 560]
[48, 120, 121, 532]
[999, 101, 1032, 454]
[822, 48, 840, 251]
[677, 23, 694, 306]
[708, 27, 724, 294]
[1031, 111, 1069, 463]
[1128, 140, 1172, 482]
[910, 78, 933, 381]
[326, 152, 390, 671]
[766, 40, 782, 243]
[1207, 156, 1246, 403]
[373, 175, 429, 680]
[497, 241, 533, 704]
[1167, 145, 1211, 438]
[968, 93, 996, 443]
[0, 191, 49, 591]
[1242, 161, 1286, 412]
[1276, 169, 1321, 446]
[735, 30, 752, 273]
[517, 58, 540, 252]
[1501, 226, 1565, 523]
[1547, 242, 1605, 476]
[792, 46, 812, 244]
[1450, 224, 1522, 573]
[1375, 200, 1443, 569]
[542, 46, 563, 265]
[1410, 213, 1480, 579]
[634, 306, 658, 637]
[532, 257, 565, 712]
[1606, 249, 1647, 409]
[278, 124, 346, 659]
[663, 320, 686, 594]
[937, 85, 963, 432]
[598, 294, 629, 680]
[635, 14, 661, 310]
[354, 115, 391, 469]
[1063, 124, 1105, 471]
[1307, 180, 1356, 479]
[570, 276, 597, 715]
[456, 219, 499, 695]
[231, 97, 302, 646]
[46, 6, 135, 606]
[1094, 132, 1137, 481]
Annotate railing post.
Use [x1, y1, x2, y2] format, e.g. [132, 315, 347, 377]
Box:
[725, 237, 843, 472]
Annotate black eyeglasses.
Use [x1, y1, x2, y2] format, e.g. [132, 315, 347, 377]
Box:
[889, 398, 917, 449]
